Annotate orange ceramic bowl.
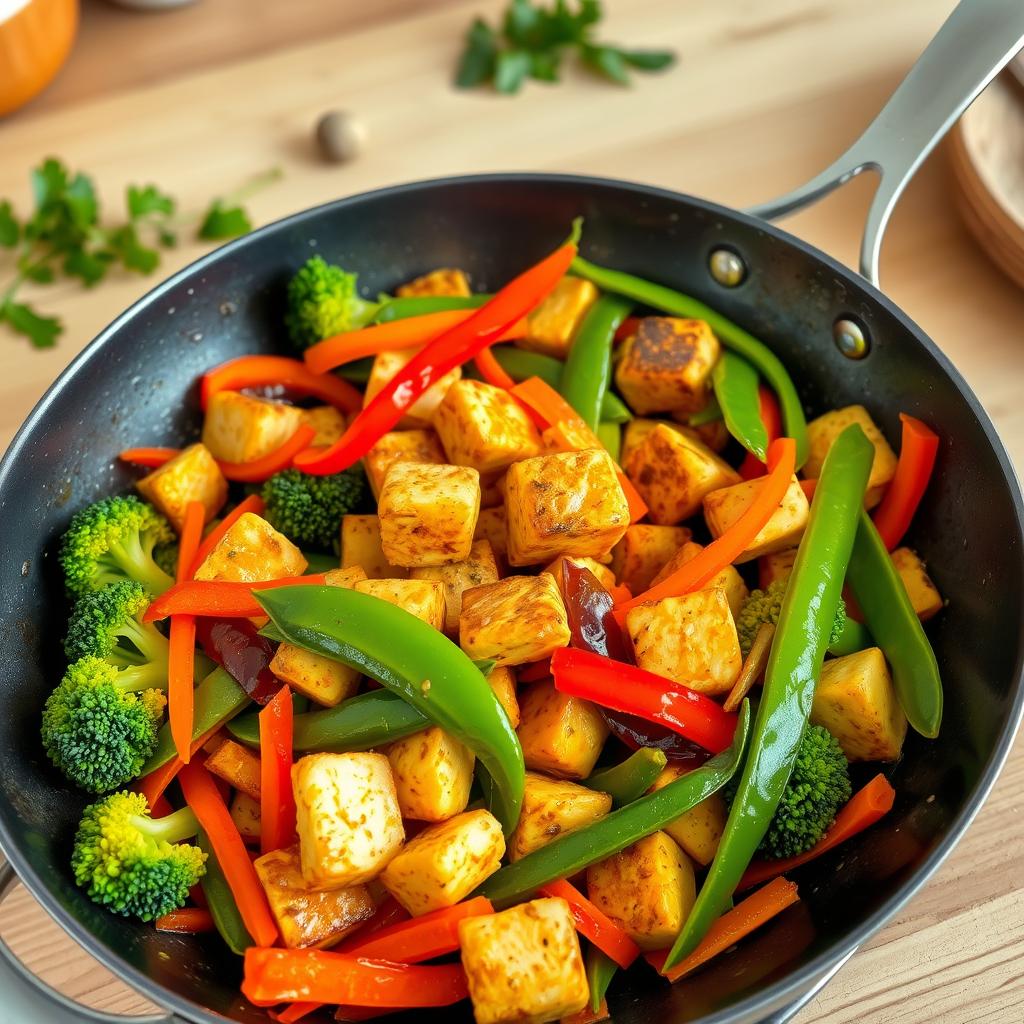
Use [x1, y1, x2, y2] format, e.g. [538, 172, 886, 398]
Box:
[0, 0, 78, 116]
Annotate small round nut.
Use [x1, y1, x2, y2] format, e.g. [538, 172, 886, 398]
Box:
[315, 111, 366, 164]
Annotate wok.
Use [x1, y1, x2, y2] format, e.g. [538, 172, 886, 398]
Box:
[1, 2, 1022, 1023]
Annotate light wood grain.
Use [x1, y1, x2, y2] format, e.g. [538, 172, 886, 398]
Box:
[2, 1, 1024, 1021]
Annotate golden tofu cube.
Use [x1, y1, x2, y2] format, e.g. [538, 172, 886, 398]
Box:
[626, 424, 740, 525]
[292, 752, 405, 889]
[759, 548, 798, 589]
[474, 507, 508, 559]
[621, 418, 681, 467]
[488, 665, 520, 729]
[204, 737, 261, 799]
[271, 643, 360, 707]
[410, 539, 500, 635]
[610, 524, 692, 594]
[891, 547, 943, 621]
[627, 588, 742, 696]
[516, 682, 609, 780]
[364, 348, 461, 428]
[202, 391, 305, 464]
[517, 276, 599, 359]
[354, 577, 447, 631]
[541, 555, 616, 595]
[650, 541, 748, 618]
[396, 268, 472, 297]
[340, 515, 407, 580]
[381, 809, 505, 917]
[648, 766, 726, 866]
[676, 416, 731, 453]
[509, 772, 612, 862]
[434, 380, 543, 474]
[460, 575, 570, 667]
[255, 845, 375, 949]
[324, 566, 368, 588]
[194, 512, 307, 583]
[703, 475, 810, 563]
[586, 832, 695, 951]
[506, 449, 629, 566]
[386, 727, 475, 822]
[302, 406, 347, 447]
[136, 443, 227, 534]
[230, 791, 261, 843]
[378, 462, 481, 568]
[805, 406, 898, 508]
[812, 648, 908, 762]
[615, 317, 719, 415]
[364, 429, 447, 500]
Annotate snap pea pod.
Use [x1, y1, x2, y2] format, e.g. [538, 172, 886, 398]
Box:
[302, 551, 340, 575]
[374, 294, 489, 322]
[560, 295, 632, 430]
[256, 586, 525, 835]
[596, 421, 622, 464]
[478, 702, 749, 908]
[570, 255, 809, 467]
[713, 351, 768, 459]
[688, 394, 723, 427]
[142, 668, 249, 774]
[490, 346, 632, 423]
[197, 831, 252, 956]
[228, 689, 428, 751]
[581, 747, 667, 807]
[665, 424, 873, 969]
[586, 947, 618, 1014]
[828, 615, 872, 657]
[847, 510, 942, 737]
[336, 356, 374, 385]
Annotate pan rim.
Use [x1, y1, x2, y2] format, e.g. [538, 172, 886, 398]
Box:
[1, 170, 1022, 1024]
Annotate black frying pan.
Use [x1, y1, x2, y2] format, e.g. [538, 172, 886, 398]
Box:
[1, 3, 1023, 1023]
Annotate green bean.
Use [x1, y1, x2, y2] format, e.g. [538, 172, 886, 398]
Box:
[827, 616, 872, 657]
[586, 947, 618, 1013]
[596, 421, 622, 464]
[713, 351, 768, 459]
[375, 294, 489, 322]
[560, 296, 632, 430]
[688, 394, 723, 426]
[197, 832, 251, 956]
[581, 747, 667, 807]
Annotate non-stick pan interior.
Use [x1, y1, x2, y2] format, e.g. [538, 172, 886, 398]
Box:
[0, 176, 1021, 1024]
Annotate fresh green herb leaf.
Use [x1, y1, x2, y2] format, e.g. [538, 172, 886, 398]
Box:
[620, 48, 675, 71]
[20, 263, 56, 284]
[456, 18, 499, 88]
[105, 224, 160, 273]
[127, 184, 176, 220]
[503, 0, 545, 48]
[198, 202, 252, 241]
[580, 43, 630, 85]
[0, 300, 62, 348]
[494, 49, 533, 94]
[530, 49, 561, 82]
[0, 202, 20, 247]
[62, 246, 111, 286]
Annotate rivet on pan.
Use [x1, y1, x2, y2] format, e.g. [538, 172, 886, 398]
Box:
[708, 248, 746, 287]
[833, 318, 870, 359]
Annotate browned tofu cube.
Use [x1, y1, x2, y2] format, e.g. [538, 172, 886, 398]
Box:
[434, 380, 542, 474]
[386, 726, 475, 822]
[703, 475, 810, 563]
[230, 791, 261, 843]
[194, 512, 307, 583]
[610, 524, 692, 594]
[271, 642, 360, 708]
[396, 268, 472, 298]
[340, 515, 407, 580]
[364, 348, 461, 428]
[622, 418, 729, 466]
[626, 424, 740, 525]
[254, 845, 375, 949]
[461, 575, 570, 667]
[378, 462, 481, 567]
[410, 539, 500, 635]
[651, 540, 748, 617]
[759, 548, 797, 588]
[302, 406, 347, 447]
[488, 665, 520, 729]
[204, 737, 261, 799]
[805, 405, 898, 508]
[202, 391, 305, 463]
[676, 416, 731, 453]
[516, 682, 609, 780]
[626, 588, 742, 696]
[517, 276, 598, 358]
[364, 429, 447, 500]
[474, 506, 508, 559]
[506, 449, 629, 566]
[891, 547, 943, 621]
[509, 772, 612, 861]
[648, 766, 726, 866]
[354, 578, 447, 630]
[614, 317, 719, 415]
[136, 443, 228, 534]
[541, 555, 616, 595]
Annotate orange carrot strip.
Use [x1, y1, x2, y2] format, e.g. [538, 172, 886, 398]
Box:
[259, 685, 296, 855]
[562, 999, 610, 1024]
[155, 907, 216, 934]
[119, 447, 178, 468]
[799, 478, 817, 501]
[144, 575, 327, 622]
[474, 346, 517, 389]
[189, 494, 265, 577]
[539, 879, 640, 968]
[274, 1004, 321, 1024]
[617, 471, 648, 523]
[217, 425, 317, 484]
[201, 354, 361, 413]
[871, 414, 939, 550]
[169, 500, 205, 763]
[511, 377, 589, 434]
[135, 720, 227, 810]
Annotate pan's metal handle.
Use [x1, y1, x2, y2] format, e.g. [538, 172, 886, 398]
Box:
[0, 861, 181, 1024]
[749, 0, 1024, 286]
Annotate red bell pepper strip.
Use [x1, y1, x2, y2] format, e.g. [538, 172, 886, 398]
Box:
[119, 447, 178, 468]
[538, 879, 640, 969]
[292, 242, 576, 475]
[799, 478, 817, 502]
[144, 575, 327, 622]
[552, 647, 738, 754]
[201, 355, 362, 413]
[189, 494, 265, 577]
[217, 424, 317, 484]
[739, 386, 782, 480]
[614, 437, 796, 628]
[155, 907, 216, 934]
[179, 759, 279, 947]
[517, 658, 552, 683]
[614, 315, 641, 343]
[241, 948, 469, 1008]
[871, 414, 939, 550]
[169, 500, 205, 763]
[474, 346, 517, 389]
[738, 774, 895, 890]
[260, 685, 296, 855]
[273, 1004, 320, 1024]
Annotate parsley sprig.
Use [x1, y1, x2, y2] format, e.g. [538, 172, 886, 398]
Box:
[456, 0, 675, 95]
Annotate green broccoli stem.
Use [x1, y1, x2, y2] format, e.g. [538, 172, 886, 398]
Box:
[105, 534, 174, 595]
[115, 659, 170, 693]
[131, 806, 200, 845]
[119, 616, 171, 666]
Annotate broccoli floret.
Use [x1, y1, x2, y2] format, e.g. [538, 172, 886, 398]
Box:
[153, 540, 179, 579]
[285, 256, 381, 350]
[42, 656, 167, 793]
[72, 791, 205, 921]
[261, 467, 368, 550]
[736, 578, 846, 656]
[60, 496, 174, 599]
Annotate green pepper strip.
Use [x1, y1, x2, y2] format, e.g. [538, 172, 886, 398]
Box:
[228, 689, 428, 752]
[197, 831, 252, 956]
[586, 946, 618, 1014]
[302, 552, 339, 575]
[490, 346, 632, 423]
[560, 295, 633, 430]
[713, 351, 768, 459]
[664, 425, 873, 969]
[256, 586, 525, 835]
[570, 255, 809, 468]
[688, 394, 723, 427]
[596, 421, 622, 464]
[478, 702, 749, 908]
[142, 668, 249, 774]
[847, 510, 942, 737]
[581, 748, 667, 807]
[374, 294, 489, 322]
[827, 615, 872, 657]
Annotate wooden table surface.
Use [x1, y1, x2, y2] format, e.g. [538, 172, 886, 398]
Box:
[2, 0, 1023, 1021]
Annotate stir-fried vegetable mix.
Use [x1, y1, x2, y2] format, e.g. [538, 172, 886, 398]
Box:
[46, 232, 944, 1023]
